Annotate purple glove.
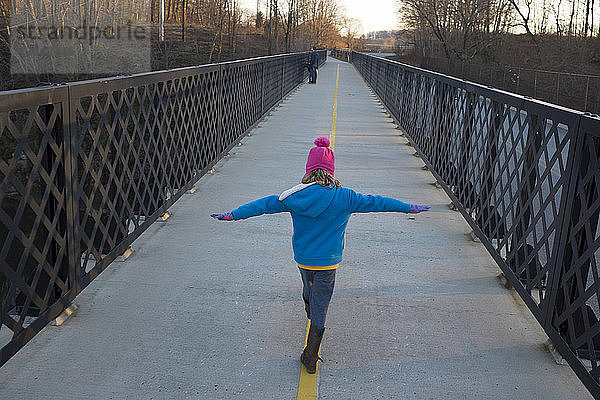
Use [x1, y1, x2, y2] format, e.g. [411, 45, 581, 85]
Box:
[409, 204, 430, 214]
[210, 212, 234, 221]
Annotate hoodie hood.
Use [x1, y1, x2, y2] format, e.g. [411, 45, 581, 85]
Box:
[279, 183, 336, 218]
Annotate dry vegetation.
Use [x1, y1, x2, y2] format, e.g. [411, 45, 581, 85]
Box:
[0, 0, 358, 91]
[395, 0, 600, 111]
[397, 0, 600, 73]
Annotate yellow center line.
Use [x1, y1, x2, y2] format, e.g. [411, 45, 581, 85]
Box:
[296, 320, 320, 399]
[330, 64, 340, 150]
[297, 64, 340, 400]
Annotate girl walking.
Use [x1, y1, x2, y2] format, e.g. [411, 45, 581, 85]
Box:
[211, 137, 430, 373]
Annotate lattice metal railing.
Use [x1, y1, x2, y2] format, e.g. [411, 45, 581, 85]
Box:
[0, 50, 326, 366]
[351, 51, 600, 398]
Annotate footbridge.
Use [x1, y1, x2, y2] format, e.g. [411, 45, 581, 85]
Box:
[1, 51, 599, 399]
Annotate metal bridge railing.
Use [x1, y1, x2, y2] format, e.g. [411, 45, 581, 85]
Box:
[0, 50, 326, 366]
[351, 51, 600, 398]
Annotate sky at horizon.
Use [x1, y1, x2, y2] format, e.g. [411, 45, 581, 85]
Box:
[239, 0, 399, 34]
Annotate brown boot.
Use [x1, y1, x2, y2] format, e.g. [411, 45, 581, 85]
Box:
[303, 296, 310, 319]
[301, 325, 324, 374]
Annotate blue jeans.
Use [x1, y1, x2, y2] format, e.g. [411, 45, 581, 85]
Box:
[299, 268, 336, 334]
[309, 65, 317, 83]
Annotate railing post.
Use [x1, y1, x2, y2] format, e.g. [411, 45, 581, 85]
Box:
[281, 57, 286, 99]
[505, 112, 544, 289]
[38, 102, 70, 310]
[394, 65, 401, 116]
[556, 73, 560, 104]
[431, 82, 456, 184]
[585, 76, 590, 111]
[544, 115, 599, 335]
[64, 87, 79, 296]
[457, 92, 476, 210]
[217, 64, 224, 156]
[429, 80, 444, 171]
[542, 128, 579, 327]
[261, 62, 265, 114]
[538, 119, 600, 393]
[384, 62, 389, 104]
[475, 100, 504, 240]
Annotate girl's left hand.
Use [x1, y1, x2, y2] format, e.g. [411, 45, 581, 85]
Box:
[211, 212, 234, 221]
[409, 204, 430, 213]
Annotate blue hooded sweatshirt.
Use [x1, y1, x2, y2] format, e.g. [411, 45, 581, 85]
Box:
[231, 183, 411, 266]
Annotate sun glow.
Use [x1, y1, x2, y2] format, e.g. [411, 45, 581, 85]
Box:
[239, 0, 399, 35]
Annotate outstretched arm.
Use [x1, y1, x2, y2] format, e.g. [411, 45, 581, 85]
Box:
[408, 204, 430, 213]
[211, 195, 289, 221]
[348, 189, 430, 214]
[211, 212, 234, 221]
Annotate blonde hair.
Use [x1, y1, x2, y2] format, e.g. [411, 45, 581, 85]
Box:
[302, 169, 340, 188]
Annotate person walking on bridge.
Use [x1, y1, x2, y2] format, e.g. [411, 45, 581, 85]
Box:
[308, 46, 319, 84]
[210, 137, 430, 374]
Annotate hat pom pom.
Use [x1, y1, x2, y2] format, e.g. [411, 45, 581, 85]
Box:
[314, 136, 330, 148]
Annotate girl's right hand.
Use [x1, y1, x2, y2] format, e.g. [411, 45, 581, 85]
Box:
[409, 204, 430, 213]
[210, 212, 234, 221]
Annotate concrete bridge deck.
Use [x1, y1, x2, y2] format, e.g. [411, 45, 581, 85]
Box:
[0, 58, 592, 399]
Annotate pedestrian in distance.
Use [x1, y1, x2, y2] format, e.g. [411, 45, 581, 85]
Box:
[308, 46, 319, 84]
[210, 136, 430, 374]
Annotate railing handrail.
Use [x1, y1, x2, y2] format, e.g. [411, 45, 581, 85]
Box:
[354, 52, 598, 118]
[0, 50, 318, 96]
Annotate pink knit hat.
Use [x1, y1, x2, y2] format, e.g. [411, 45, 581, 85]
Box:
[304, 137, 335, 179]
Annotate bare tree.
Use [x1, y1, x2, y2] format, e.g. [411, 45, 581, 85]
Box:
[552, 0, 563, 38]
[400, 0, 514, 62]
[585, 0, 590, 37]
[284, 0, 293, 51]
[508, 0, 537, 41]
[568, 0, 577, 37]
[341, 15, 361, 50]
[209, 0, 226, 61]
[182, 0, 186, 40]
